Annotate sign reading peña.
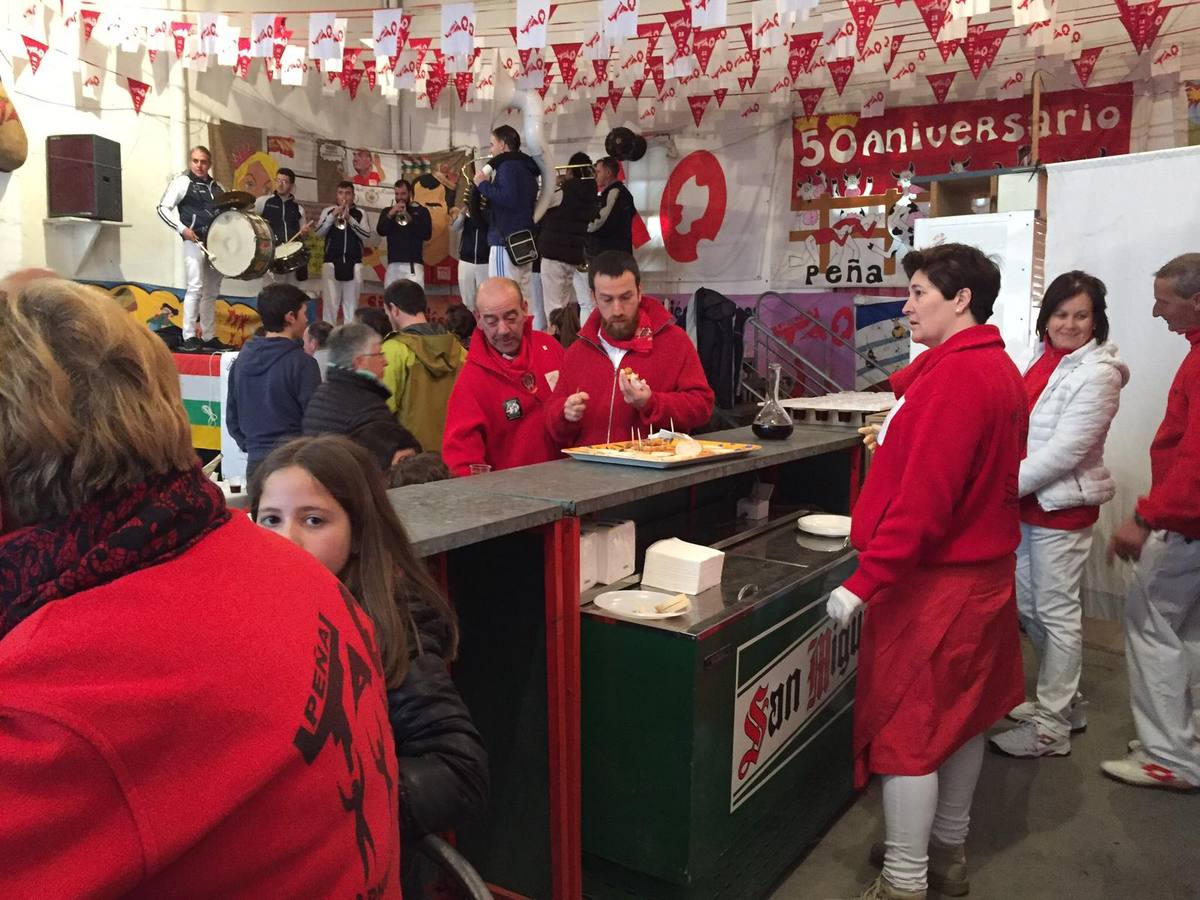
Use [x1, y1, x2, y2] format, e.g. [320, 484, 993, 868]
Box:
[730, 601, 861, 811]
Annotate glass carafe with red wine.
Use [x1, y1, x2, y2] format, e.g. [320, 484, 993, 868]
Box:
[752, 363, 794, 440]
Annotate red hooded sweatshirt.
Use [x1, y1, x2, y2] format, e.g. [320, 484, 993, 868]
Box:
[844, 324, 1028, 601]
[442, 320, 565, 475]
[546, 297, 714, 447]
[1136, 330, 1200, 538]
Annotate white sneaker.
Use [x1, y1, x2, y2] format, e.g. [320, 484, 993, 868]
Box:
[1100, 751, 1200, 793]
[1007, 697, 1088, 733]
[989, 721, 1071, 758]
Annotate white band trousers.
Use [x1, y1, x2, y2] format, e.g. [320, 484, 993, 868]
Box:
[182, 240, 222, 340]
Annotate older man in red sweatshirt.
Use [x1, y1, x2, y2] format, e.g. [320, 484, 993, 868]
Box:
[547, 251, 713, 448]
[1103, 253, 1200, 793]
[442, 277, 565, 475]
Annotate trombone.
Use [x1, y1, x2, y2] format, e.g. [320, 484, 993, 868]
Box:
[555, 162, 596, 179]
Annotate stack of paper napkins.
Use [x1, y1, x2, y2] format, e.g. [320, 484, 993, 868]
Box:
[641, 538, 725, 595]
[581, 519, 636, 585]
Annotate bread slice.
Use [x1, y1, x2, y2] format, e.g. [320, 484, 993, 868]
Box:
[655, 592, 690, 614]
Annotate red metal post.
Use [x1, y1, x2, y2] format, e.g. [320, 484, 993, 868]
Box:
[542, 516, 582, 900]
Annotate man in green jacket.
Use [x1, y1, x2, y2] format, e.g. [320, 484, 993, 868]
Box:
[381, 279, 467, 452]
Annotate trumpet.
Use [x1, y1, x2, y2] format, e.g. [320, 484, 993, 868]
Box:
[555, 162, 597, 179]
[394, 205, 411, 227]
[333, 204, 350, 230]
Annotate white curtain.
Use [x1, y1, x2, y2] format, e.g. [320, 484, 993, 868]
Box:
[1044, 146, 1200, 618]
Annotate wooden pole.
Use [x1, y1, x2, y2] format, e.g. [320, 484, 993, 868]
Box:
[1030, 70, 1045, 164]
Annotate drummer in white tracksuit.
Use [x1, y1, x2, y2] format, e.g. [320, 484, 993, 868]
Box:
[156, 145, 226, 350]
[990, 271, 1128, 759]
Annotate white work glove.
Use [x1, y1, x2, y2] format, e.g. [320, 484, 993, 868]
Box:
[826, 585, 864, 626]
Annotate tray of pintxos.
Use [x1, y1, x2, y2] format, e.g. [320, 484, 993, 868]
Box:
[563, 433, 760, 469]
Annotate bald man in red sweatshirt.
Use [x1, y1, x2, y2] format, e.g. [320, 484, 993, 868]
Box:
[547, 251, 713, 448]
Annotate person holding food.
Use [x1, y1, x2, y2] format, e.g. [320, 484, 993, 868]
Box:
[442, 277, 565, 475]
[826, 244, 1027, 900]
[547, 250, 714, 448]
[988, 271, 1128, 760]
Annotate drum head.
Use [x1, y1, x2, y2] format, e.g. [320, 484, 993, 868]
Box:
[214, 190, 256, 210]
[271, 240, 305, 274]
[207, 211, 258, 276]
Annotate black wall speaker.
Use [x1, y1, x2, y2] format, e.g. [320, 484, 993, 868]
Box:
[47, 134, 123, 221]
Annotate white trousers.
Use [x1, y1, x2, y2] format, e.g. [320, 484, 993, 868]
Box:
[487, 246, 532, 306]
[1015, 522, 1092, 737]
[540, 259, 579, 319]
[1124, 530, 1200, 782]
[881, 733, 985, 893]
[182, 240, 222, 340]
[577, 271, 595, 327]
[321, 263, 363, 325]
[385, 261, 425, 290]
[529, 272, 546, 331]
[457, 260, 488, 311]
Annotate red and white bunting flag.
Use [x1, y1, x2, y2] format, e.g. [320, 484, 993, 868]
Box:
[631, 77, 647, 99]
[363, 58, 377, 89]
[609, 83, 624, 110]
[847, 0, 881, 55]
[342, 67, 362, 99]
[662, 9, 692, 58]
[1150, 40, 1182, 76]
[738, 23, 754, 54]
[1116, 0, 1166, 54]
[280, 45, 306, 85]
[913, 0, 952, 42]
[81, 62, 103, 99]
[250, 14, 275, 57]
[593, 58, 610, 80]
[517, 0, 551, 49]
[272, 40, 287, 70]
[796, 86, 824, 116]
[996, 68, 1026, 99]
[1071, 46, 1102, 86]
[454, 70, 473, 105]
[713, 87, 728, 106]
[693, 27, 725, 74]
[926, 70, 956, 103]
[788, 32, 822, 80]
[22, 35, 48, 75]
[309, 13, 341, 61]
[235, 37, 252, 79]
[1012, 0, 1051, 28]
[963, 24, 1006, 78]
[890, 57, 918, 88]
[688, 94, 712, 126]
[739, 99, 762, 119]
[861, 87, 886, 117]
[410, 37, 432, 72]
[692, 0, 728, 29]
[550, 43, 577, 82]
[647, 56, 665, 94]
[441, 4, 476, 59]
[751, 0, 785, 50]
[602, 0, 639, 41]
[637, 21, 664, 57]
[81, 9, 100, 43]
[371, 10, 402, 60]
[172, 21, 192, 59]
[828, 57, 854, 95]
[936, 39, 962, 62]
[126, 76, 150, 113]
[885, 33, 905, 71]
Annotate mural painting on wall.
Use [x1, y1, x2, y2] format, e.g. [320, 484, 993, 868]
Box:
[854, 297, 909, 390]
[1188, 82, 1200, 147]
[316, 141, 472, 286]
[787, 84, 1135, 289]
[103, 281, 263, 349]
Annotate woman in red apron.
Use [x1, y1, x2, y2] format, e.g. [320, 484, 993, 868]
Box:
[828, 243, 1028, 900]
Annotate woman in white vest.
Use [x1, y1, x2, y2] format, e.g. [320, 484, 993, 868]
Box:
[990, 271, 1129, 759]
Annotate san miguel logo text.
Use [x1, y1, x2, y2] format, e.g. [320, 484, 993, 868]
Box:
[730, 610, 860, 810]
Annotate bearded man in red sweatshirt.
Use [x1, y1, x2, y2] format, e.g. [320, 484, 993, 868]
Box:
[1103, 252, 1200, 793]
[442, 277, 565, 475]
[547, 251, 714, 448]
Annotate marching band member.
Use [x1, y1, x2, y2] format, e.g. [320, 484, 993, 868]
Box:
[376, 178, 432, 289]
[314, 181, 372, 325]
[474, 125, 539, 304]
[254, 167, 311, 287]
[156, 145, 228, 351]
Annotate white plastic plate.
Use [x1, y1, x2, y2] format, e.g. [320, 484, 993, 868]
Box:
[593, 589, 690, 620]
[797, 514, 852, 537]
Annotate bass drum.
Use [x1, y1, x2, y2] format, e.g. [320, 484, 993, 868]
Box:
[206, 209, 274, 279]
[271, 240, 307, 274]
